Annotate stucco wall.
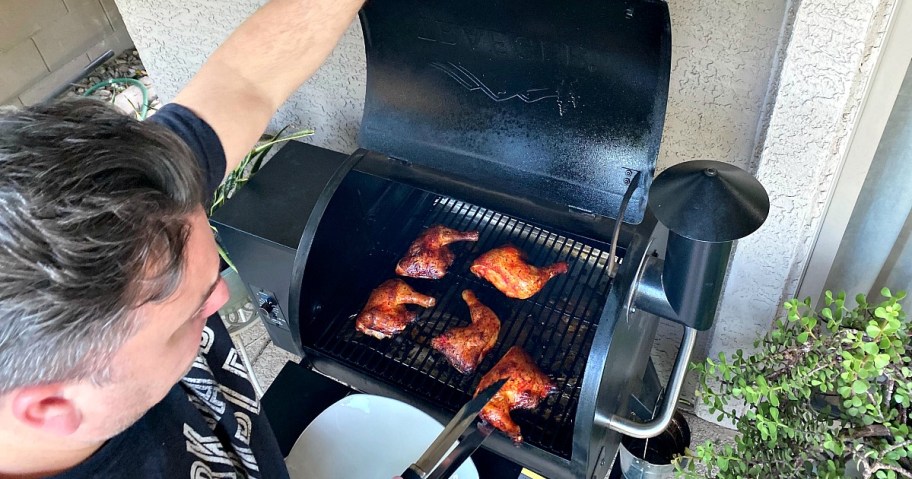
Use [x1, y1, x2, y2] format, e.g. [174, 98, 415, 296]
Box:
[115, 0, 365, 153]
[704, 0, 896, 407]
[660, 0, 786, 171]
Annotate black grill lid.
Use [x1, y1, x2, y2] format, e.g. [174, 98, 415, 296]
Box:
[358, 0, 671, 223]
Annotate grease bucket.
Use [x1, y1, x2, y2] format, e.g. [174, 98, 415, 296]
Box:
[619, 411, 691, 478]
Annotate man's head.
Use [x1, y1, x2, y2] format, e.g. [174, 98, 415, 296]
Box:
[0, 98, 228, 453]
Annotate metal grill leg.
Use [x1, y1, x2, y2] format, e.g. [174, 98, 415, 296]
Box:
[231, 329, 266, 399]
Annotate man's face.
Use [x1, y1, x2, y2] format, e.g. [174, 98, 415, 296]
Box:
[67, 207, 230, 442]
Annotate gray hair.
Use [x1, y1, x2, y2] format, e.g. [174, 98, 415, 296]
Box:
[0, 98, 205, 395]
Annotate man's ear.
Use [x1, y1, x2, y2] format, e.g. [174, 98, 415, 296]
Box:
[10, 385, 82, 436]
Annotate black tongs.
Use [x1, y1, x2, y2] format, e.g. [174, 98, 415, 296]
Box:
[401, 378, 507, 479]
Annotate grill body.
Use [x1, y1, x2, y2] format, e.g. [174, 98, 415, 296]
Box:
[212, 0, 674, 476]
[213, 144, 663, 478]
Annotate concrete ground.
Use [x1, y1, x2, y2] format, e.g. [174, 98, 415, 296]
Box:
[235, 319, 300, 392]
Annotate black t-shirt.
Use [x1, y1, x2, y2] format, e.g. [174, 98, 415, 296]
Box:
[51, 104, 289, 479]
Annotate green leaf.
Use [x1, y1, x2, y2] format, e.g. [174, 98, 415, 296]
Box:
[797, 331, 809, 343]
[875, 354, 891, 369]
[867, 323, 882, 337]
[806, 316, 818, 330]
[882, 287, 892, 298]
[821, 308, 833, 320]
[862, 342, 879, 355]
[769, 394, 780, 407]
[852, 379, 868, 394]
[875, 306, 889, 319]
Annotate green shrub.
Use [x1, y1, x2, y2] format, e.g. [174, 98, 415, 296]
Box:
[680, 289, 912, 478]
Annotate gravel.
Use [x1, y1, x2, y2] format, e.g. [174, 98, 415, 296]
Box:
[67, 48, 162, 118]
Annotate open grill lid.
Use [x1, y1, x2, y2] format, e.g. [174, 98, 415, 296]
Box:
[358, 0, 671, 223]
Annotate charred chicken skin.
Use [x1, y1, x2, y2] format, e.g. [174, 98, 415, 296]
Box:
[396, 225, 480, 279]
[470, 245, 569, 299]
[354, 279, 436, 339]
[431, 290, 501, 374]
[474, 346, 555, 442]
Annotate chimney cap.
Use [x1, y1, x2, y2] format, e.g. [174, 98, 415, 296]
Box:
[649, 160, 769, 243]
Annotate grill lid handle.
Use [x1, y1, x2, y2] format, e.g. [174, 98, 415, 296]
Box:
[595, 326, 697, 439]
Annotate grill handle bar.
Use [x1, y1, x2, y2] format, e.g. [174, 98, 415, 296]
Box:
[607, 171, 642, 278]
[596, 326, 697, 438]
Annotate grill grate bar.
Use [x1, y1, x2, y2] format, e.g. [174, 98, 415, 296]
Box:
[307, 196, 616, 458]
[542, 245, 605, 449]
[511, 233, 592, 442]
[405, 200, 487, 382]
[332, 186, 433, 365]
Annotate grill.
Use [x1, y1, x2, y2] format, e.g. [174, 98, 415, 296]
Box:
[308, 195, 619, 459]
[210, 0, 771, 477]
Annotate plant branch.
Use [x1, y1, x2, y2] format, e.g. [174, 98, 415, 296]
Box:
[845, 424, 892, 439]
[868, 462, 912, 479]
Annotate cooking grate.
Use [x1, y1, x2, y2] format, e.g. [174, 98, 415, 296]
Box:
[309, 196, 618, 459]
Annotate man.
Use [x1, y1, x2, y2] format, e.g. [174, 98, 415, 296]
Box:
[0, 0, 363, 477]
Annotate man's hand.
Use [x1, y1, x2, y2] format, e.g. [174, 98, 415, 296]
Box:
[173, 0, 364, 176]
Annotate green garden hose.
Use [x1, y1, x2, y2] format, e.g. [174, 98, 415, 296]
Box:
[82, 77, 150, 120]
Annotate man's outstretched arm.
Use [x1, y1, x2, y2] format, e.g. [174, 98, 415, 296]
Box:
[172, 0, 364, 176]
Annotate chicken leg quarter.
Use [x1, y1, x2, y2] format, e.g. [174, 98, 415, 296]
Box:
[396, 225, 479, 279]
[355, 279, 436, 339]
[474, 346, 555, 442]
[431, 290, 501, 374]
[470, 244, 569, 299]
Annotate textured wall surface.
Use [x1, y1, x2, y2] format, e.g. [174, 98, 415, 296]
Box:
[660, 0, 787, 171]
[115, 0, 365, 153]
[700, 0, 896, 421]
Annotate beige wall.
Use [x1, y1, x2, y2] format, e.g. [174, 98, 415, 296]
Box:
[0, 0, 134, 106]
[690, 0, 898, 425]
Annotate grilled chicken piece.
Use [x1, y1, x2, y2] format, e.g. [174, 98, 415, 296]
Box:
[474, 346, 555, 442]
[355, 279, 436, 339]
[431, 290, 501, 374]
[396, 225, 480, 279]
[470, 245, 569, 299]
